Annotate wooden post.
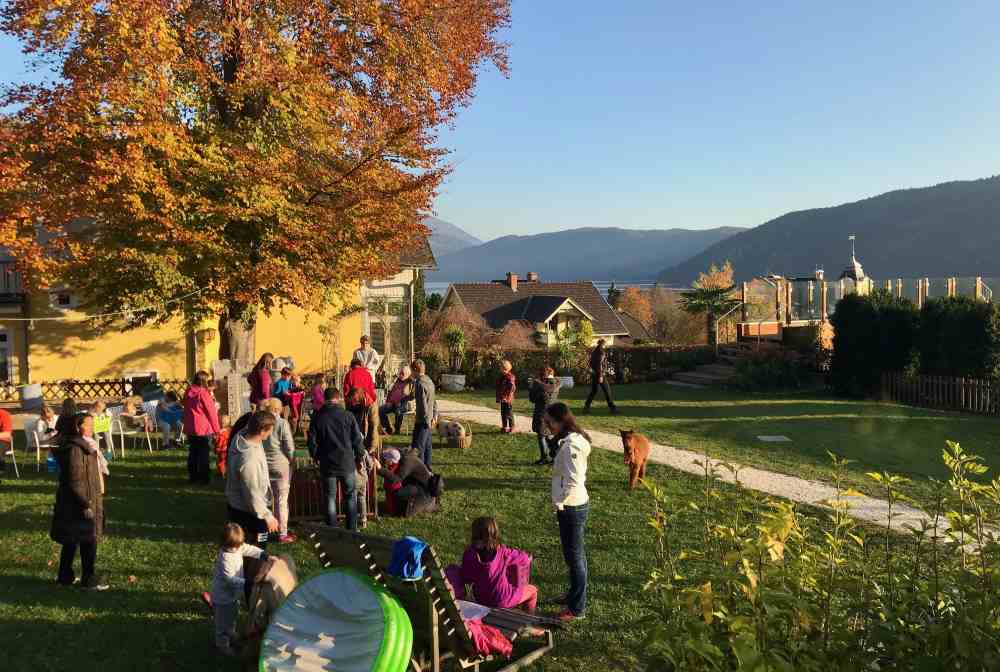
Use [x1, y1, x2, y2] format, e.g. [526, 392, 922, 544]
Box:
[775, 281, 782, 323]
[741, 282, 749, 322]
[947, 277, 956, 297]
[784, 280, 793, 324]
[820, 280, 828, 320]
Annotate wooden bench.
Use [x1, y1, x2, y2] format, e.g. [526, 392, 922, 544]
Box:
[303, 524, 557, 672]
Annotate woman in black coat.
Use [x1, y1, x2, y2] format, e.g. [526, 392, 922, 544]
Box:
[51, 413, 108, 590]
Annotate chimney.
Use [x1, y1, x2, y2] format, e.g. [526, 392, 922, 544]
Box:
[506, 272, 518, 292]
[525, 271, 539, 282]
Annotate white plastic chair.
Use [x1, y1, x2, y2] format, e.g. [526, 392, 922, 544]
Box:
[142, 400, 163, 450]
[108, 405, 153, 457]
[2, 438, 17, 479]
[24, 416, 58, 472]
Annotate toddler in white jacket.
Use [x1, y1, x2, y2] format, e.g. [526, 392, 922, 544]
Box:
[210, 523, 265, 656]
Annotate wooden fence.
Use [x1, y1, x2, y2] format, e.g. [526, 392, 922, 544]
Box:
[0, 378, 190, 404]
[881, 372, 999, 416]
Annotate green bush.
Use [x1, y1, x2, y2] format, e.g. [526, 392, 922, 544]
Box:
[918, 296, 1000, 379]
[641, 443, 1000, 671]
[733, 349, 812, 392]
[829, 291, 919, 396]
[422, 345, 713, 388]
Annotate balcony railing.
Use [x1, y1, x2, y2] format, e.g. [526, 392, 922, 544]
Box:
[0, 262, 24, 295]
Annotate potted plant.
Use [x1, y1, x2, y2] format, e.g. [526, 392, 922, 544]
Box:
[440, 325, 467, 392]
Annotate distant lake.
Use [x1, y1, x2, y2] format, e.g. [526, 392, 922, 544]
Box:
[425, 280, 681, 300]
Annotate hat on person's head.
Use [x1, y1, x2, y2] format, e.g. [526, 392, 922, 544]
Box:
[360, 334, 370, 343]
[381, 448, 401, 465]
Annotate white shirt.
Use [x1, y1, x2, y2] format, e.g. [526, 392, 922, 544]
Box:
[210, 543, 265, 605]
[353, 346, 383, 379]
[551, 432, 591, 510]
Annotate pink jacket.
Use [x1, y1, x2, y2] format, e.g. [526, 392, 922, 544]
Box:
[447, 544, 531, 609]
[183, 386, 221, 437]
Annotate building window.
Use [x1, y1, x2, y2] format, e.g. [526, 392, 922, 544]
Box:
[369, 323, 387, 354]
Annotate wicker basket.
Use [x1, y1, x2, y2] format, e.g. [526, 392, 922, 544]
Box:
[447, 430, 473, 450]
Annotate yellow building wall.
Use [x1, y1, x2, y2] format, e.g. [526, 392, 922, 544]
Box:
[15, 298, 191, 382]
[254, 303, 362, 374]
[11, 287, 364, 383]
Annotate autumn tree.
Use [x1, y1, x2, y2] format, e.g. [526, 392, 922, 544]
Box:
[650, 287, 704, 345]
[0, 1, 510, 364]
[680, 261, 739, 347]
[616, 286, 654, 329]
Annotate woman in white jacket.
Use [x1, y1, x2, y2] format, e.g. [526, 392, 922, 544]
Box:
[545, 402, 591, 622]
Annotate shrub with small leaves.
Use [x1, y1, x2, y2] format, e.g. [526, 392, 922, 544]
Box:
[640, 442, 1000, 671]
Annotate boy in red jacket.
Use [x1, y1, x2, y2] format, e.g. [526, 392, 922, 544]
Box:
[495, 360, 516, 434]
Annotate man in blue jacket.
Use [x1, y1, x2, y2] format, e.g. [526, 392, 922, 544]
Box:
[307, 387, 365, 530]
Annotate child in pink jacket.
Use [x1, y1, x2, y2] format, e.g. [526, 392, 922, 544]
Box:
[446, 517, 538, 613]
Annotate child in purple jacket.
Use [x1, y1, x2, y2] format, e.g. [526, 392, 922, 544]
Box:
[446, 517, 538, 613]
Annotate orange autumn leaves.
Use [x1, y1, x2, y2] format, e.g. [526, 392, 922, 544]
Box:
[0, 0, 510, 329]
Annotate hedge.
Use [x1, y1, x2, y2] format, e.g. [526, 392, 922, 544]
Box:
[829, 291, 919, 397]
[918, 296, 1000, 379]
[420, 345, 713, 390]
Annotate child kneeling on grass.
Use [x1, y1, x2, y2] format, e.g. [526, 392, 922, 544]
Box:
[208, 522, 266, 657]
[446, 517, 538, 613]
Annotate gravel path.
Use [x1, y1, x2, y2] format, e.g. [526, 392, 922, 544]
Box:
[438, 398, 935, 534]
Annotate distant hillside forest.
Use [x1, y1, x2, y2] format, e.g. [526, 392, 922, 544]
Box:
[430, 226, 743, 282]
[659, 176, 1000, 284]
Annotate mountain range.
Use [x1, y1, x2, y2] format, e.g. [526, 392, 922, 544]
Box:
[428, 226, 744, 283]
[425, 216, 482, 259]
[658, 176, 1000, 283]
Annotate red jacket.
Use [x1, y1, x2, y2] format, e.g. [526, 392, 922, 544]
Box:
[183, 385, 221, 437]
[496, 371, 516, 404]
[343, 366, 376, 407]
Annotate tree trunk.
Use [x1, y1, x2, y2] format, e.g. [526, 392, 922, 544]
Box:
[218, 303, 257, 369]
[707, 311, 717, 347]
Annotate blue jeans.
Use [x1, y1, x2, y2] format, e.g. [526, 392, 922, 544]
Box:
[412, 422, 433, 468]
[324, 471, 358, 530]
[557, 502, 589, 616]
[379, 403, 405, 434]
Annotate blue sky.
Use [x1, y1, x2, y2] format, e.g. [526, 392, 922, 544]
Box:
[3, 1, 1000, 241]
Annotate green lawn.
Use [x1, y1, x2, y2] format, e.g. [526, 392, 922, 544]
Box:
[442, 383, 1000, 510]
[2, 425, 761, 672]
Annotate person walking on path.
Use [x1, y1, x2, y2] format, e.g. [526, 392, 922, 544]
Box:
[183, 370, 221, 484]
[261, 398, 297, 544]
[410, 359, 436, 468]
[545, 402, 591, 622]
[583, 338, 617, 415]
[247, 353, 274, 409]
[51, 413, 109, 590]
[528, 366, 562, 465]
[225, 410, 279, 548]
[495, 360, 516, 434]
[352, 335, 384, 383]
[308, 387, 365, 530]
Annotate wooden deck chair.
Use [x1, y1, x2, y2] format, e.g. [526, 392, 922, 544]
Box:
[303, 524, 558, 672]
